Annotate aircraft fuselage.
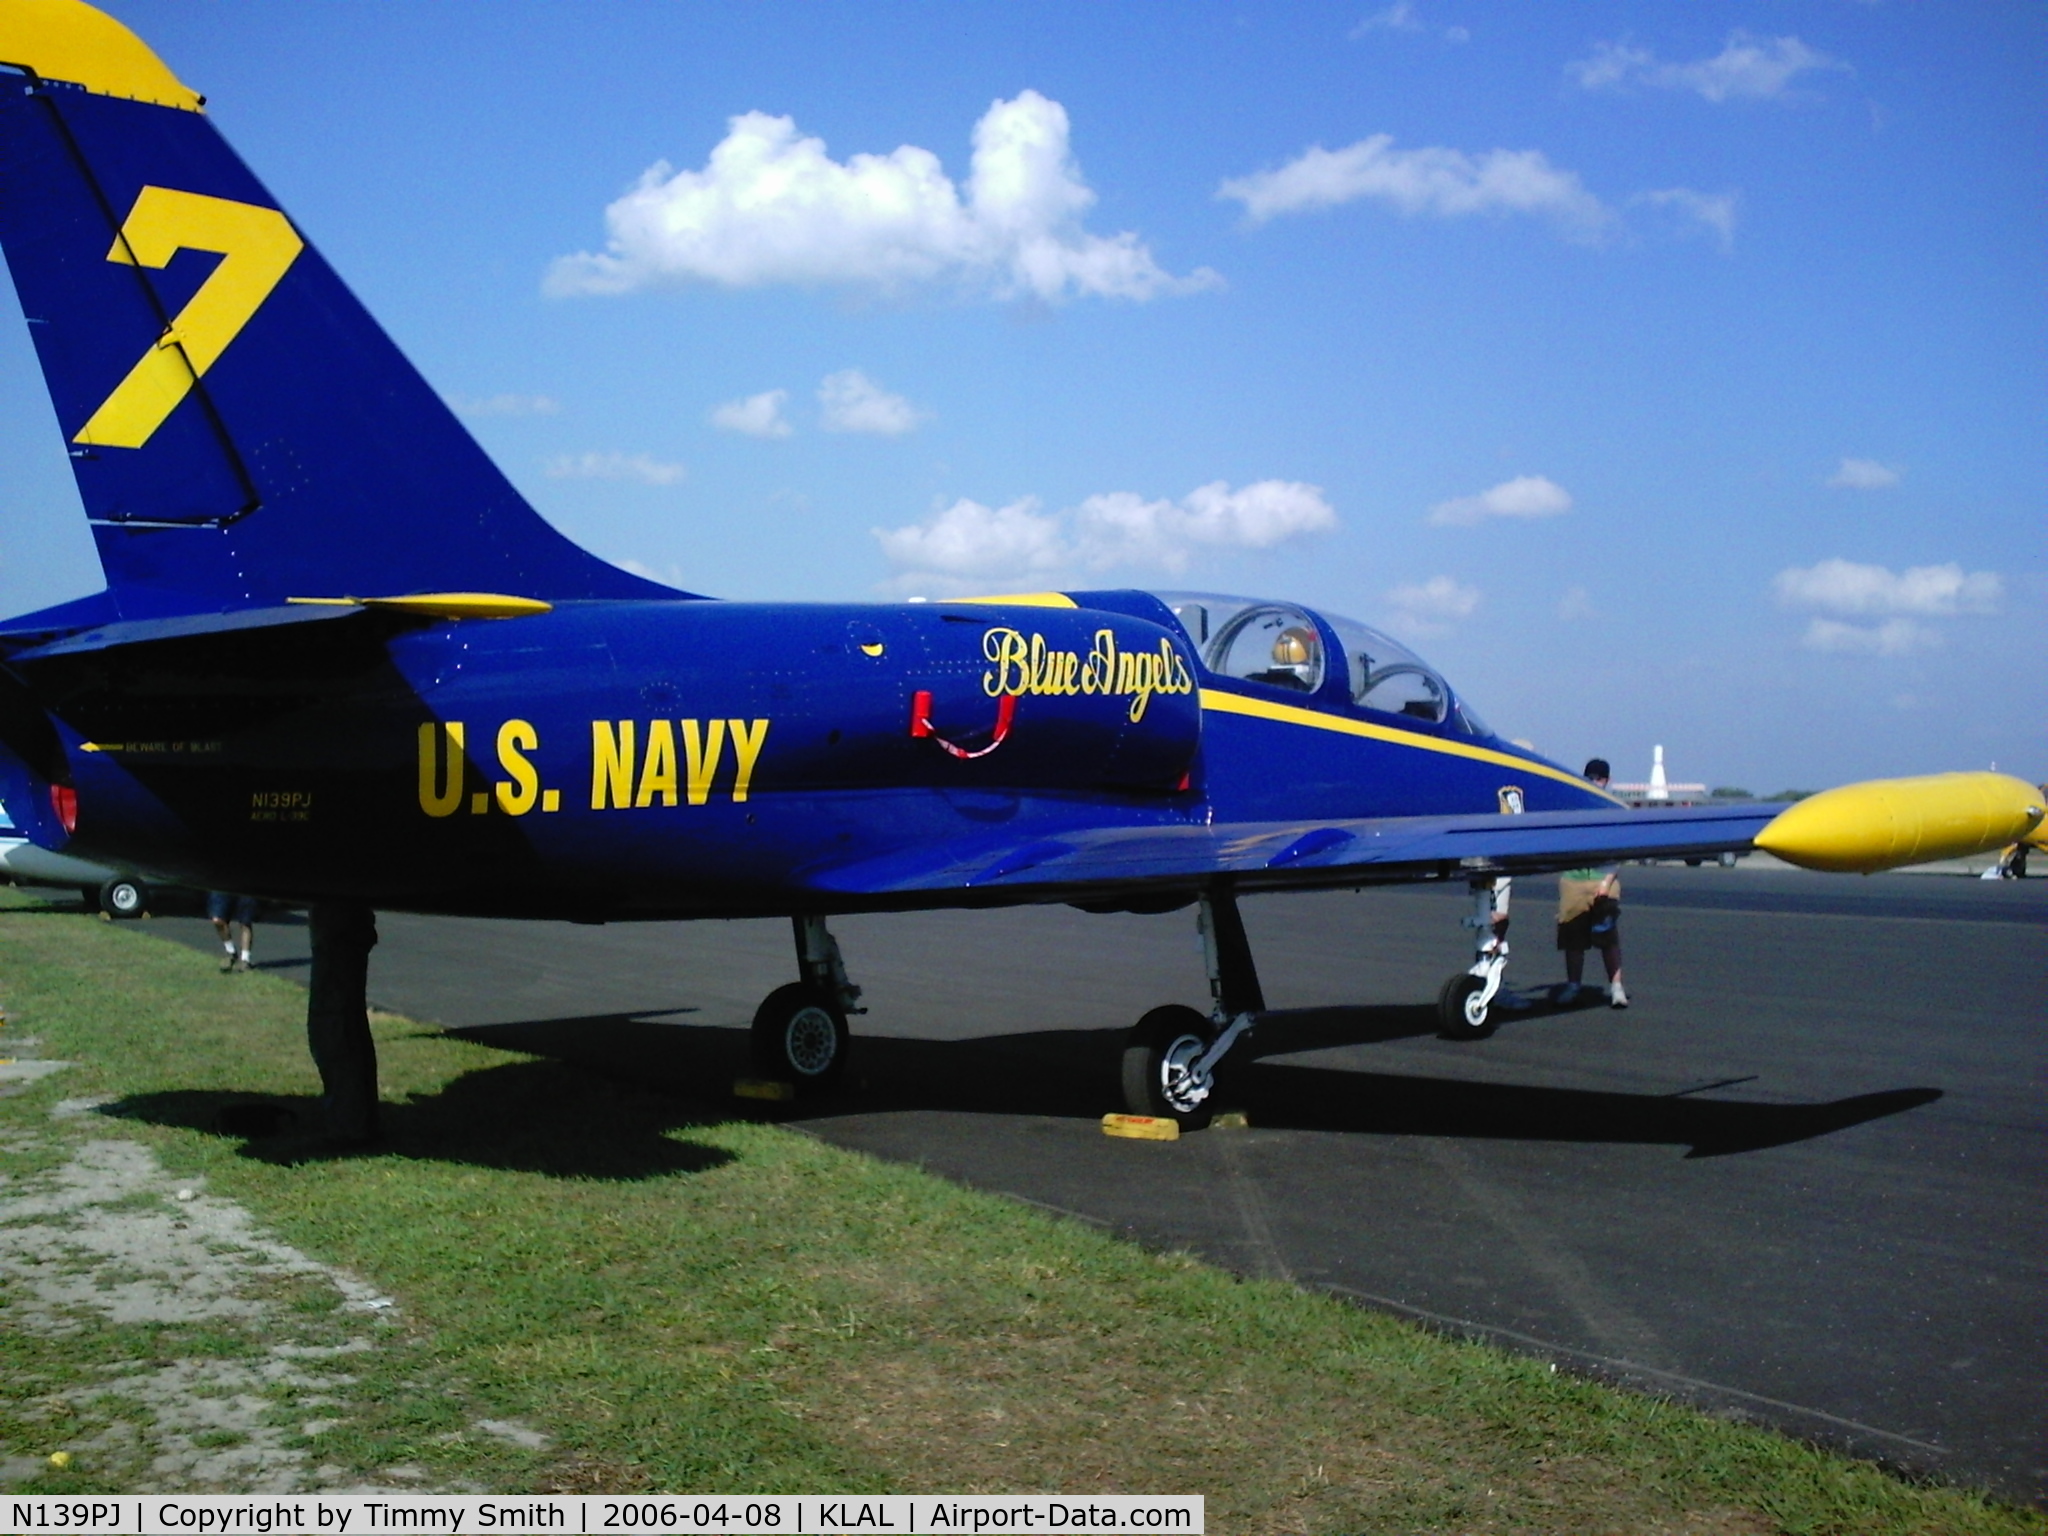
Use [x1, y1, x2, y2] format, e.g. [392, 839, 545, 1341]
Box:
[8, 592, 1603, 919]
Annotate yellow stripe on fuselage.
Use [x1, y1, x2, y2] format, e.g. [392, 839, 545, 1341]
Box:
[946, 592, 1080, 608]
[1198, 687, 1627, 803]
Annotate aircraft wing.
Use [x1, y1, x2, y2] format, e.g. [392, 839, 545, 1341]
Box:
[806, 801, 1782, 904]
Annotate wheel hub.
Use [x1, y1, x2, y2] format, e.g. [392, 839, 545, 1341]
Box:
[1158, 1033, 1212, 1113]
[785, 1007, 839, 1076]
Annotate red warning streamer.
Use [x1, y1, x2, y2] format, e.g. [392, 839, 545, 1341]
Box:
[910, 690, 1017, 760]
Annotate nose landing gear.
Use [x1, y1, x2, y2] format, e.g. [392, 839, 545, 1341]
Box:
[1438, 788, 1527, 1041]
[1438, 875, 1511, 1040]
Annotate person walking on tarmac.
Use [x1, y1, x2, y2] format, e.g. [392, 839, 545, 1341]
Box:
[1556, 759, 1628, 1009]
[1981, 782, 2046, 879]
[207, 892, 258, 973]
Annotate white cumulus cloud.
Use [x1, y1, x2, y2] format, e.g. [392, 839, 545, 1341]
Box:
[1385, 575, 1481, 637]
[1801, 618, 1938, 656]
[1072, 480, 1338, 570]
[1218, 135, 1610, 239]
[1773, 558, 2000, 618]
[1827, 457, 1901, 490]
[543, 452, 686, 486]
[1570, 32, 1847, 102]
[1350, 3, 1468, 43]
[819, 370, 926, 435]
[873, 479, 1337, 595]
[710, 389, 792, 438]
[1427, 474, 1573, 527]
[1637, 187, 1738, 252]
[546, 91, 1218, 304]
[1352, 3, 1422, 35]
[1775, 559, 1999, 657]
[874, 497, 1069, 589]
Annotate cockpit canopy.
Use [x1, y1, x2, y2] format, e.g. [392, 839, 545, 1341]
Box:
[1155, 592, 1491, 738]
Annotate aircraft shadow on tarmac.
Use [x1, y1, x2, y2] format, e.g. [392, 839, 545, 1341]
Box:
[1243, 1064, 1942, 1157]
[446, 1005, 1943, 1160]
[98, 1057, 739, 1180]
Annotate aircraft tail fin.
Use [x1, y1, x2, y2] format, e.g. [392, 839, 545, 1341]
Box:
[0, 0, 683, 621]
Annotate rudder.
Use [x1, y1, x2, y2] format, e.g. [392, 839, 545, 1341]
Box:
[0, 0, 684, 619]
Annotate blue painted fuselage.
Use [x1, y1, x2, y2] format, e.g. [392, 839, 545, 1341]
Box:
[3, 590, 1611, 918]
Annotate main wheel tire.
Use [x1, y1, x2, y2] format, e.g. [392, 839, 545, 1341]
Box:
[1436, 972, 1497, 1040]
[98, 876, 148, 920]
[1120, 1004, 1217, 1130]
[750, 982, 849, 1090]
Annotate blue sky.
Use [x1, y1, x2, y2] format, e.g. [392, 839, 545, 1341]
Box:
[1, 1, 2042, 791]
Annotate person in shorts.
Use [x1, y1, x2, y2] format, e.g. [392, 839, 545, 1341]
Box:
[207, 892, 258, 973]
[1556, 759, 1627, 1009]
[1983, 783, 2046, 879]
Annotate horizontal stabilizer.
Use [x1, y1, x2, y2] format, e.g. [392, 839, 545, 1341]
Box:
[286, 594, 555, 621]
[8, 601, 363, 661]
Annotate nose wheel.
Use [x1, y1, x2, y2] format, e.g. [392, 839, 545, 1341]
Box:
[1438, 863, 1514, 1041]
[1436, 971, 1498, 1040]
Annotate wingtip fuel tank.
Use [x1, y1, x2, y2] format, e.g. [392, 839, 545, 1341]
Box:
[1755, 772, 2045, 874]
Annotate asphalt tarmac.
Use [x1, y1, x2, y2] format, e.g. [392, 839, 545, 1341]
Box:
[133, 865, 2045, 1504]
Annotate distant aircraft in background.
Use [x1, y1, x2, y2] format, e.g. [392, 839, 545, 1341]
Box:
[0, 1, 2038, 1138]
[0, 798, 151, 917]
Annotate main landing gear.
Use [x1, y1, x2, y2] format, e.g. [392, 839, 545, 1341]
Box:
[1119, 866, 1528, 1129]
[751, 915, 865, 1091]
[1120, 888, 1264, 1131]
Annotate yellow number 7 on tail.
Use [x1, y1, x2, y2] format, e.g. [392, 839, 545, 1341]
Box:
[74, 186, 304, 451]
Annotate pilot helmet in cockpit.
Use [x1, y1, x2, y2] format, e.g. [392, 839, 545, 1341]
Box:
[1268, 625, 1320, 687]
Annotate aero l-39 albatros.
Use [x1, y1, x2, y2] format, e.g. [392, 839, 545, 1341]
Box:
[0, 1, 2037, 1139]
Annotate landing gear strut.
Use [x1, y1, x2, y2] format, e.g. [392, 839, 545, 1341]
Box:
[1120, 887, 1262, 1129]
[1438, 785, 1526, 1041]
[751, 915, 864, 1090]
[1438, 875, 1510, 1040]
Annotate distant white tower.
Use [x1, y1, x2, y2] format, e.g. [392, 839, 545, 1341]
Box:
[1648, 744, 1669, 801]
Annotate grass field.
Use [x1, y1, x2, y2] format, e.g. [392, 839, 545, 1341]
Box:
[0, 888, 2038, 1534]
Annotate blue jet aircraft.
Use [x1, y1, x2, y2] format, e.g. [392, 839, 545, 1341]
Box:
[0, 2, 2039, 1139]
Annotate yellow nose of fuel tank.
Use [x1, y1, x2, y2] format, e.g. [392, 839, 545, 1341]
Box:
[1754, 771, 2045, 873]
